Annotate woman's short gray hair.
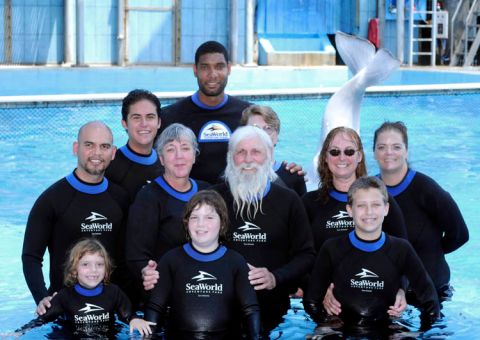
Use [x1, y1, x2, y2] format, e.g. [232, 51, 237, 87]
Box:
[156, 123, 199, 156]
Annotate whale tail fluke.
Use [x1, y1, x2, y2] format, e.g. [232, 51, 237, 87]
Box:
[312, 32, 400, 185]
[335, 31, 376, 75]
[359, 48, 401, 88]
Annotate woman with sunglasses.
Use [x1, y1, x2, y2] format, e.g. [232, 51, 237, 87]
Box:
[373, 121, 468, 302]
[302, 127, 408, 316]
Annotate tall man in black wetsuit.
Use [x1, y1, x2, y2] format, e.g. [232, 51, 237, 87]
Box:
[159, 41, 247, 184]
[159, 41, 303, 185]
[22, 121, 129, 315]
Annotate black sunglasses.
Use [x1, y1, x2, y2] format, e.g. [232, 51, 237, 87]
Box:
[328, 148, 357, 157]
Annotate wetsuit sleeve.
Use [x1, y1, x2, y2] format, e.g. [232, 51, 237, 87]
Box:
[144, 256, 172, 325]
[303, 242, 335, 323]
[126, 186, 161, 280]
[383, 194, 408, 239]
[425, 185, 469, 254]
[401, 240, 440, 321]
[271, 195, 315, 287]
[113, 285, 135, 323]
[16, 290, 66, 334]
[235, 259, 261, 339]
[21, 191, 56, 304]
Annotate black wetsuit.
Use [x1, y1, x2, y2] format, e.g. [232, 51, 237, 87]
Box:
[304, 231, 440, 324]
[126, 176, 210, 281]
[211, 182, 315, 332]
[22, 171, 129, 304]
[105, 144, 163, 202]
[273, 160, 307, 196]
[160, 92, 250, 183]
[302, 189, 408, 252]
[379, 169, 469, 296]
[18, 283, 135, 336]
[144, 243, 260, 339]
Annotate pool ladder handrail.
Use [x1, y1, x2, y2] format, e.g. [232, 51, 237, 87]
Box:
[408, 0, 438, 66]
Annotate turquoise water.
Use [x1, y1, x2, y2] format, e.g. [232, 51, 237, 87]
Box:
[1, 67, 480, 96]
[0, 93, 479, 338]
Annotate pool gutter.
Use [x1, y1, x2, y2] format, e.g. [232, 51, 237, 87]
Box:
[1, 83, 480, 106]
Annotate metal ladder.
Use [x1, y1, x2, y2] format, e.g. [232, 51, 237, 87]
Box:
[408, 0, 438, 66]
[450, 0, 480, 66]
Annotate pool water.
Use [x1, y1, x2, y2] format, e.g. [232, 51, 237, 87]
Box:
[0, 93, 479, 338]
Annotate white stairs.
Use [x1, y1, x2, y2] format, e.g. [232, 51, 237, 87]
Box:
[450, 0, 480, 66]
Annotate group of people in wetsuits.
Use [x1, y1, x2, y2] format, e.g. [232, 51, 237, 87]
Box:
[18, 40, 469, 338]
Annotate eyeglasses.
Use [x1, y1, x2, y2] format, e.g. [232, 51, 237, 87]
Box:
[251, 124, 276, 136]
[328, 148, 357, 157]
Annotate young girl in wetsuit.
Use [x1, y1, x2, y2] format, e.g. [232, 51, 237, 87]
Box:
[13, 238, 152, 337]
[143, 190, 261, 339]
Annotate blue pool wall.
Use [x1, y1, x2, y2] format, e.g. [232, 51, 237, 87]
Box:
[0, 0, 426, 65]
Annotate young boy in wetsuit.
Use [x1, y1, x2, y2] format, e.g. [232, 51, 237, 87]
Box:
[304, 176, 440, 331]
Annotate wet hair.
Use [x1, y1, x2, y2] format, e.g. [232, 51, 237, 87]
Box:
[373, 121, 409, 150]
[63, 238, 114, 287]
[155, 123, 199, 157]
[121, 89, 161, 122]
[194, 41, 229, 65]
[347, 176, 388, 206]
[182, 190, 229, 242]
[239, 105, 281, 134]
[318, 127, 367, 202]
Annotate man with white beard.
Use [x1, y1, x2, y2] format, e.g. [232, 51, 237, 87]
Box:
[211, 125, 315, 335]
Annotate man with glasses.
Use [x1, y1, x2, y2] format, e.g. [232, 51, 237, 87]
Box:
[240, 104, 307, 196]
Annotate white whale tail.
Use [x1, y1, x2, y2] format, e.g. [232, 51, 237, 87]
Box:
[312, 32, 400, 183]
[335, 31, 400, 87]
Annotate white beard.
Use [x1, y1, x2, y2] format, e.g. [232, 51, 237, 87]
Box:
[225, 162, 271, 220]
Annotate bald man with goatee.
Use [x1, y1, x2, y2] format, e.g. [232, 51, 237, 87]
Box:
[22, 121, 129, 315]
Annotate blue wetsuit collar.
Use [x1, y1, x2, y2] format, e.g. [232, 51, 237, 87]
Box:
[183, 242, 227, 262]
[74, 283, 104, 297]
[154, 175, 198, 202]
[66, 171, 108, 194]
[119, 144, 158, 165]
[329, 188, 348, 202]
[349, 230, 385, 252]
[272, 160, 282, 172]
[262, 180, 272, 198]
[378, 169, 416, 197]
[192, 91, 229, 110]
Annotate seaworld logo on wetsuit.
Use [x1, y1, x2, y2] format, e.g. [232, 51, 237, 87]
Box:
[186, 270, 223, 295]
[233, 222, 267, 244]
[81, 211, 113, 234]
[325, 210, 354, 231]
[74, 303, 109, 324]
[350, 268, 384, 291]
[198, 121, 231, 142]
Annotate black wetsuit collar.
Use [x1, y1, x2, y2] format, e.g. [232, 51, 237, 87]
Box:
[74, 283, 104, 297]
[66, 171, 108, 194]
[192, 91, 229, 110]
[119, 144, 158, 165]
[155, 175, 198, 202]
[377, 169, 416, 197]
[349, 230, 385, 252]
[183, 242, 227, 262]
